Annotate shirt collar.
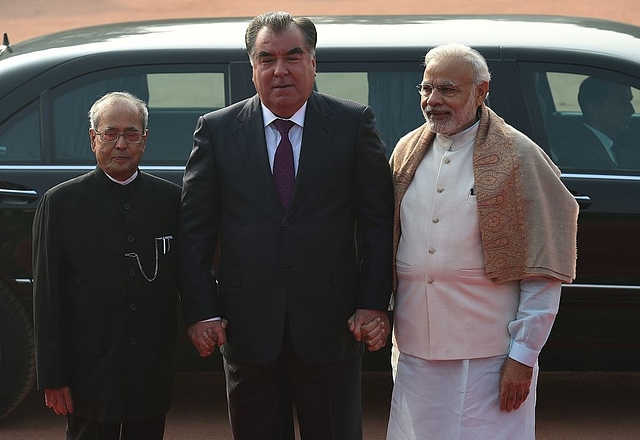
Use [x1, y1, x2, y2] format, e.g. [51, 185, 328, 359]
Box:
[434, 119, 480, 152]
[104, 169, 139, 186]
[261, 102, 307, 129]
[583, 122, 614, 150]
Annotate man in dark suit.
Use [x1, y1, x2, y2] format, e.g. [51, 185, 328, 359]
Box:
[178, 11, 394, 440]
[33, 91, 181, 440]
[557, 77, 638, 170]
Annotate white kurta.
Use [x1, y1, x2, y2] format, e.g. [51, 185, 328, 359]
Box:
[388, 123, 560, 440]
[393, 124, 520, 361]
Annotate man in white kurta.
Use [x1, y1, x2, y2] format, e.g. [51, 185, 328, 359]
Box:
[386, 44, 578, 440]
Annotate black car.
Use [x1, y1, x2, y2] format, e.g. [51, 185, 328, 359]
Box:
[1, 15, 639, 421]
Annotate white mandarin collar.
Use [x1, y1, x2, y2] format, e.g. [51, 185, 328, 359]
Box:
[105, 170, 138, 186]
[434, 119, 480, 152]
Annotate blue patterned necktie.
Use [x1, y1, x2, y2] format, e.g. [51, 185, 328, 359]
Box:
[272, 119, 296, 209]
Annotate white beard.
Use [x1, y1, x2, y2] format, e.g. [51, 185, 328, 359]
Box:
[423, 92, 479, 135]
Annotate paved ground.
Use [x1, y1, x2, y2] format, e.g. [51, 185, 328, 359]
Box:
[4, 0, 640, 44]
[2, 371, 640, 439]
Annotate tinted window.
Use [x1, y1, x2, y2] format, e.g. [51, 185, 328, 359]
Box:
[49, 67, 227, 165]
[316, 65, 424, 157]
[531, 69, 640, 172]
[0, 101, 41, 163]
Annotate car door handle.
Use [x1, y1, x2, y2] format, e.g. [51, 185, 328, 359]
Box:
[573, 194, 592, 210]
[0, 187, 39, 205]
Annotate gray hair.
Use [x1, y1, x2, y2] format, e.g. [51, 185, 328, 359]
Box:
[424, 43, 491, 84]
[88, 91, 149, 131]
[245, 11, 317, 64]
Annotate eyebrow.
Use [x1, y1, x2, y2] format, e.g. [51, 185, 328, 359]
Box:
[256, 47, 305, 58]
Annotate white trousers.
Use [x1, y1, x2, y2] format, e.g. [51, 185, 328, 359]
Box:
[387, 351, 538, 440]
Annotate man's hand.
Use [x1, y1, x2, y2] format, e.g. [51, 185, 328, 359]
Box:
[347, 309, 390, 352]
[45, 386, 74, 415]
[187, 319, 228, 357]
[498, 357, 534, 412]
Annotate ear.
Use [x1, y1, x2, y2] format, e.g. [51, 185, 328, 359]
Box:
[140, 130, 148, 152]
[475, 81, 490, 107]
[89, 128, 97, 152]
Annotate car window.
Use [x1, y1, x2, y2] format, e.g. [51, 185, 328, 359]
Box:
[144, 72, 225, 163]
[316, 67, 424, 157]
[0, 100, 41, 163]
[532, 70, 640, 173]
[50, 68, 227, 165]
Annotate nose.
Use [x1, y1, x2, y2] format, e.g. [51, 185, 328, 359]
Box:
[627, 102, 635, 115]
[425, 90, 444, 106]
[114, 135, 127, 149]
[273, 58, 288, 77]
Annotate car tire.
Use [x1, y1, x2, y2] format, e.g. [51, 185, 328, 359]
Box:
[0, 280, 36, 421]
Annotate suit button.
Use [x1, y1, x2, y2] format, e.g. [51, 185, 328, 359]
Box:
[127, 235, 134, 242]
[130, 304, 137, 311]
[280, 264, 286, 271]
[282, 221, 289, 227]
[130, 338, 137, 345]
[129, 270, 136, 277]
[124, 203, 131, 210]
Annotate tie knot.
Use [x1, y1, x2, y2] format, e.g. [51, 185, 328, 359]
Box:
[273, 119, 295, 136]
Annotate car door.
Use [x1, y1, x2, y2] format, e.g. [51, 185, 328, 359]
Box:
[517, 61, 640, 370]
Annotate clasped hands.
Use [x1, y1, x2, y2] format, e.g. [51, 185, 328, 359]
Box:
[187, 308, 389, 357]
[187, 319, 228, 357]
[348, 308, 390, 352]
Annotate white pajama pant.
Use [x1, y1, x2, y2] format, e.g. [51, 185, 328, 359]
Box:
[387, 351, 538, 440]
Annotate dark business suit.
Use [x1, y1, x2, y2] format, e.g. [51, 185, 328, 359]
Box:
[556, 123, 635, 170]
[33, 168, 181, 424]
[179, 91, 393, 438]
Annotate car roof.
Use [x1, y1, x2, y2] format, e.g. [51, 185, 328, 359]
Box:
[2, 14, 640, 96]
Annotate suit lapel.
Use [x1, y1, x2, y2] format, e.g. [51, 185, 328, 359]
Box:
[234, 93, 336, 217]
[286, 92, 335, 217]
[233, 96, 284, 216]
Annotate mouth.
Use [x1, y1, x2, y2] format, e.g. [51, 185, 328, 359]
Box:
[273, 83, 293, 90]
[427, 109, 451, 120]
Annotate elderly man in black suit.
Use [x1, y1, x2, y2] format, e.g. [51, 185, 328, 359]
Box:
[33, 91, 181, 440]
[178, 11, 394, 440]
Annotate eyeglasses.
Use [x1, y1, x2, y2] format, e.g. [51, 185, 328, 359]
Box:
[94, 130, 146, 144]
[416, 82, 474, 98]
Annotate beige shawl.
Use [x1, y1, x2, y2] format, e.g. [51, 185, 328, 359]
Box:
[390, 104, 578, 288]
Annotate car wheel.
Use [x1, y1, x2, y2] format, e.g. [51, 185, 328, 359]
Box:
[0, 280, 36, 421]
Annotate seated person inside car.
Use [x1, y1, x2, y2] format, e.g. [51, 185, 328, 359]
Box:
[557, 77, 640, 170]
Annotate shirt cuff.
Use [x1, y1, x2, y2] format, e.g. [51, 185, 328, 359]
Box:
[509, 341, 539, 367]
[199, 317, 222, 323]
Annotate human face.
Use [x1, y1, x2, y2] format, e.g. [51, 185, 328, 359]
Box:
[420, 57, 489, 135]
[251, 25, 317, 118]
[89, 100, 147, 181]
[593, 85, 635, 140]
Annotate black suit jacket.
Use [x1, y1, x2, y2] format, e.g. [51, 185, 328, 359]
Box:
[179, 92, 394, 365]
[33, 168, 181, 423]
[557, 124, 623, 169]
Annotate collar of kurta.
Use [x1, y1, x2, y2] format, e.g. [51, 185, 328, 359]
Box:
[391, 104, 578, 286]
